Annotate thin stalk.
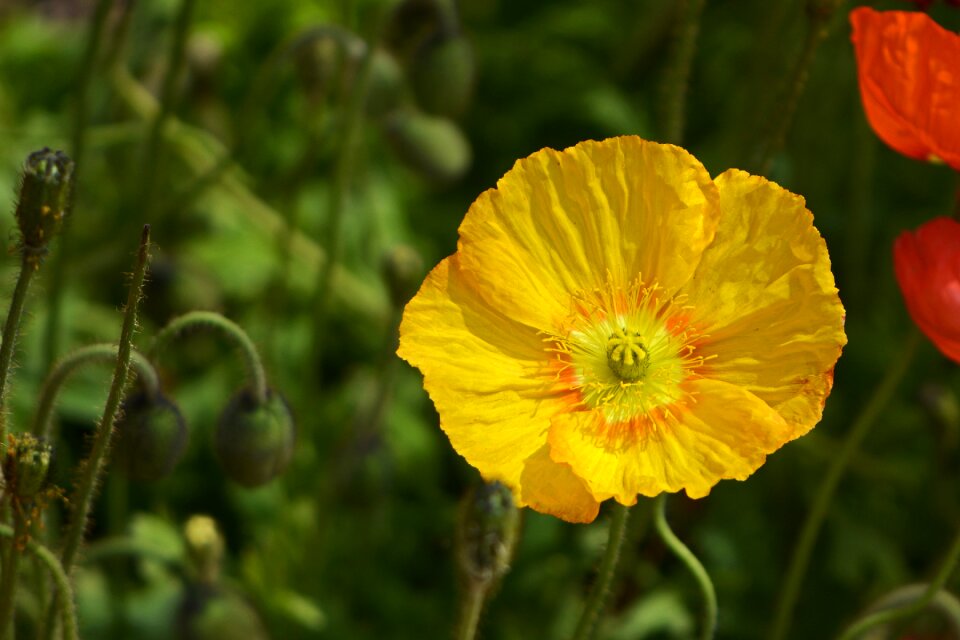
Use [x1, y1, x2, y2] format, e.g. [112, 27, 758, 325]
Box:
[654, 494, 717, 640]
[0, 525, 78, 640]
[0, 506, 29, 637]
[150, 310, 268, 404]
[44, 226, 151, 639]
[756, 1, 844, 174]
[0, 254, 37, 443]
[456, 582, 487, 640]
[311, 39, 375, 372]
[571, 503, 630, 640]
[661, 0, 706, 145]
[837, 525, 960, 639]
[43, 0, 115, 370]
[32, 344, 160, 440]
[139, 0, 197, 217]
[769, 329, 921, 640]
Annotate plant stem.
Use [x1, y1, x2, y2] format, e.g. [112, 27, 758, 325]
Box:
[756, 1, 843, 174]
[456, 582, 487, 640]
[32, 344, 160, 440]
[45, 226, 151, 639]
[837, 524, 960, 639]
[0, 254, 37, 444]
[150, 310, 268, 404]
[769, 328, 921, 640]
[43, 0, 115, 371]
[139, 0, 196, 218]
[661, 0, 706, 145]
[311, 38, 375, 373]
[0, 524, 78, 640]
[571, 502, 630, 640]
[0, 504, 29, 637]
[654, 493, 717, 640]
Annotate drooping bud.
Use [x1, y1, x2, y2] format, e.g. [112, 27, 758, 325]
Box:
[384, 0, 451, 60]
[409, 31, 475, 117]
[364, 48, 406, 119]
[457, 481, 520, 586]
[15, 148, 74, 257]
[213, 388, 295, 488]
[381, 245, 425, 308]
[184, 515, 224, 584]
[3, 433, 52, 503]
[383, 109, 471, 182]
[114, 391, 189, 482]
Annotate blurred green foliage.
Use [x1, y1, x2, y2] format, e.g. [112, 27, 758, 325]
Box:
[0, 0, 959, 638]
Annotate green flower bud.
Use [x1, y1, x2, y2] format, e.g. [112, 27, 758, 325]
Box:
[381, 245, 425, 308]
[214, 388, 295, 488]
[457, 481, 519, 585]
[114, 391, 189, 482]
[384, 0, 451, 60]
[15, 148, 74, 255]
[3, 433, 52, 502]
[365, 48, 406, 120]
[409, 32, 475, 117]
[384, 109, 471, 183]
[177, 584, 269, 640]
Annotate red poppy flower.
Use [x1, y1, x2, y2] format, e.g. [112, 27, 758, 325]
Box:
[850, 7, 960, 170]
[894, 217, 960, 361]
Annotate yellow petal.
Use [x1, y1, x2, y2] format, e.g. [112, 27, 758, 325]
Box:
[547, 379, 793, 503]
[398, 255, 568, 491]
[518, 444, 600, 523]
[681, 169, 846, 436]
[457, 136, 720, 330]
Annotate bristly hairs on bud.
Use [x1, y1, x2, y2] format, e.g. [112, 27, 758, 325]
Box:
[14, 148, 74, 268]
[456, 480, 520, 587]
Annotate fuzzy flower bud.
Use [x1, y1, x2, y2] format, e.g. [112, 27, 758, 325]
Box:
[114, 391, 189, 482]
[457, 481, 519, 585]
[3, 434, 52, 502]
[15, 148, 74, 255]
[214, 388, 295, 488]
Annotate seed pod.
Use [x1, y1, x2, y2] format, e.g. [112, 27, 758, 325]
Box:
[214, 388, 295, 488]
[409, 31, 475, 117]
[114, 391, 189, 482]
[15, 148, 74, 254]
[457, 481, 519, 586]
[3, 434, 52, 503]
[381, 245, 425, 308]
[384, 109, 471, 183]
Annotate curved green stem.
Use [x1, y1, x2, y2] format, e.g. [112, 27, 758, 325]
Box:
[0, 253, 37, 443]
[661, 0, 706, 145]
[838, 525, 960, 639]
[770, 329, 921, 640]
[0, 524, 78, 640]
[756, 0, 843, 174]
[654, 494, 717, 640]
[456, 582, 487, 640]
[571, 503, 630, 640]
[151, 310, 268, 404]
[0, 506, 29, 637]
[32, 344, 161, 440]
[45, 226, 151, 640]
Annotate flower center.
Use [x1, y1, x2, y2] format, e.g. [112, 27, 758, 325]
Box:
[606, 327, 648, 381]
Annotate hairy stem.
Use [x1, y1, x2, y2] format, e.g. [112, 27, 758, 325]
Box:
[571, 503, 630, 640]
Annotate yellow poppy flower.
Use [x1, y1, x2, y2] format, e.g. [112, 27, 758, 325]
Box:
[398, 136, 846, 523]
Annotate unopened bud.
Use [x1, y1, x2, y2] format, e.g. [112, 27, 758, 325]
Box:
[409, 32, 475, 117]
[15, 148, 73, 255]
[185, 515, 224, 584]
[365, 48, 406, 119]
[384, 0, 451, 60]
[384, 109, 471, 183]
[457, 481, 519, 585]
[114, 391, 189, 482]
[3, 434, 52, 502]
[381, 245, 425, 308]
[214, 388, 295, 488]
[177, 583, 269, 640]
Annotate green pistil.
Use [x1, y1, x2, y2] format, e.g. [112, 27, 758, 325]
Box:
[606, 327, 649, 382]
